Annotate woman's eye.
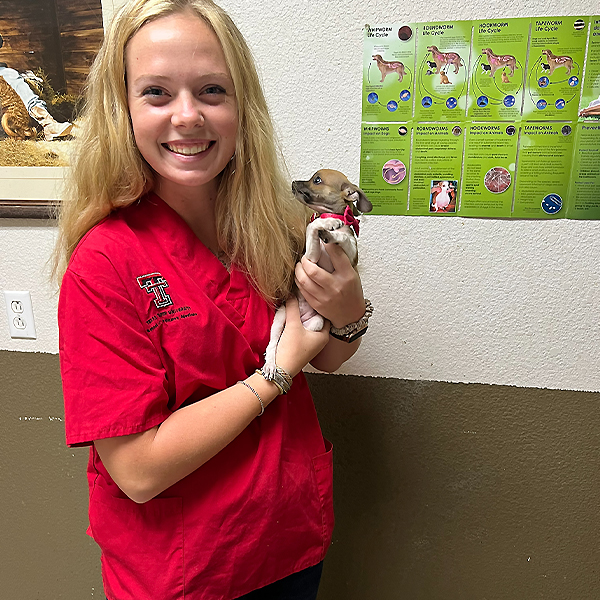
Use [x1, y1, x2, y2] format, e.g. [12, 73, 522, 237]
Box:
[204, 86, 226, 95]
[313, 176, 322, 185]
[142, 87, 164, 97]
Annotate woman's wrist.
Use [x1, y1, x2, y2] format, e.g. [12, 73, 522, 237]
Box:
[328, 293, 367, 330]
[329, 298, 373, 343]
[239, 373, 282, 415]
[255, 365, 293, 395]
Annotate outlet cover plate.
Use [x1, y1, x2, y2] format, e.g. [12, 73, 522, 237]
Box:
[4, 291, 37, 339]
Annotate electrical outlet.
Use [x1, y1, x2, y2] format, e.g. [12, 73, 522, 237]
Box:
[4, 291, 37, 339]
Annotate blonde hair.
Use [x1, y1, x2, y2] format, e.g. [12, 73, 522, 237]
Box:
[52, 0, 308, 304]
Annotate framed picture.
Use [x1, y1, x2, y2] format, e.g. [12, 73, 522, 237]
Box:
[0, 0, 114, 218]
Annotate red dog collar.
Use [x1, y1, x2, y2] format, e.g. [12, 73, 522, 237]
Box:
[310, 205, 360, 236]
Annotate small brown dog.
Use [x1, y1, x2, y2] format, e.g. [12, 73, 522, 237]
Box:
[263, 170, 372, 376]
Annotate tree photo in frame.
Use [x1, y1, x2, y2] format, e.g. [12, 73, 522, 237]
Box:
[0, 0, 108, 218]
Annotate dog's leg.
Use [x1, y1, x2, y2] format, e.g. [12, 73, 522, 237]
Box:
[304, 222, 323, 263]
[298, 292, 324, 332]
[305, 218, 343, 263]
[263, 305, 286, 378]
[318, 229, 358, 266]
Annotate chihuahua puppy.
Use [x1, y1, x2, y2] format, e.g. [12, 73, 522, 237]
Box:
[263, 169, 373, 377]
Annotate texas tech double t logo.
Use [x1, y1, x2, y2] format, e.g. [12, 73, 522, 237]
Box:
[137, 273, 173, 309]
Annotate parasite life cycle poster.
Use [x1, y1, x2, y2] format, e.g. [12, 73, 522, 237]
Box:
[360, 16, 600, 218]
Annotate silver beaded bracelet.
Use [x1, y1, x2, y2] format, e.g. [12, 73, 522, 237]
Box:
[237, 380, 265, 416]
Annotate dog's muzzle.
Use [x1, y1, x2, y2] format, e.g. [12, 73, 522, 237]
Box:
[291, 182, 313, 205]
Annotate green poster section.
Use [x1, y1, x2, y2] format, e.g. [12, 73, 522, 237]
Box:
[360, 16, 600, 219]
[513, 123, 575, 218]
[467, 19, 530, 121]
[461, 123, 517, 218]
[413, 21, 472, 122]
[360, 123, 411, 215]
[523, 19, 588, 121]
[567, 123, 600, 218]
[579, 17, 600, 118]
[363, 24, 416, 123]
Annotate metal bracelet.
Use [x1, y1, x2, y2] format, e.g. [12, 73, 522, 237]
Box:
[330, 298, 373, 338]
[256, 366, 293, 395]
[237, 380, 265, 416]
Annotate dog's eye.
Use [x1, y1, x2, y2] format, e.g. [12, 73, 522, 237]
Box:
[313, 176, 322, 185]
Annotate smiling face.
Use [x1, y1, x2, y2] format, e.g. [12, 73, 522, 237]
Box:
[125, 10, 238, 205]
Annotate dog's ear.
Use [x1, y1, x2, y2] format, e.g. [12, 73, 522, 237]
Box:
[342, 182, 373, 214]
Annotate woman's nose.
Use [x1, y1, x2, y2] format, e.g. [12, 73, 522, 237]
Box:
[171, 93, 204, 128]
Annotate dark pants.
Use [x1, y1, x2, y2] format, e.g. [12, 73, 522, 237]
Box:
[237, 561, 324, 600]
[106, 561, 324, 600]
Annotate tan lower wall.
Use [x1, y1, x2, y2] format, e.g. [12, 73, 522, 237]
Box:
[1, 350, 599, 599]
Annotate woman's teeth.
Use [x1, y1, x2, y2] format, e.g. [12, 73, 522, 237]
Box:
[165, 143, 210, 156]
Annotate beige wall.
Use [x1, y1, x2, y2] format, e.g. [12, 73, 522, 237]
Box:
[2, 349, 599, 599]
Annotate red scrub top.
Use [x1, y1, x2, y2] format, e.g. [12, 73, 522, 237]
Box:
[58, 194, 334, 600]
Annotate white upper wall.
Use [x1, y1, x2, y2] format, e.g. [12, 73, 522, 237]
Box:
[1, 0, 598, 391]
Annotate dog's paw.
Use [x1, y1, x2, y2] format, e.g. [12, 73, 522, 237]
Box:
[310, 217, 343, 233]
[324, 229, 349, 244]
[318, 229, 332, 244]
[263, 341, 278, 379]
[322, 217, 344, 231]
[303, 314, 325, 331]
[262, 360, 277, 380]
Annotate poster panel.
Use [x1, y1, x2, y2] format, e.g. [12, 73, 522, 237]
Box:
[523, 16, 589, 121]
[467, 18, 530, 121]
[413, 21, 472, 122]
[407, 122, 464, 215]
[566, 123, 600, 218]
[459, 122, 517, 217]
[578, 15, 600, 121]
[512, 122, 575, 218]
[359, 122, 411, 215]
[362, 24, 416, 123]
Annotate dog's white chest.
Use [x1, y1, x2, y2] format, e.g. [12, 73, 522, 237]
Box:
[436, 190, 450, 208]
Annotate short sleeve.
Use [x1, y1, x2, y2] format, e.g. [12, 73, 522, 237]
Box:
[59, 252, 171, 447]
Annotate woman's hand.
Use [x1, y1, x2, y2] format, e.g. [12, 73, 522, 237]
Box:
[273, 296, 331, 378]
[294, 243, 367, 373]
[295, 243, 365, 329]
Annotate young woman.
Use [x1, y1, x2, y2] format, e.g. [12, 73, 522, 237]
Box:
[54, 1, 369, 598]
